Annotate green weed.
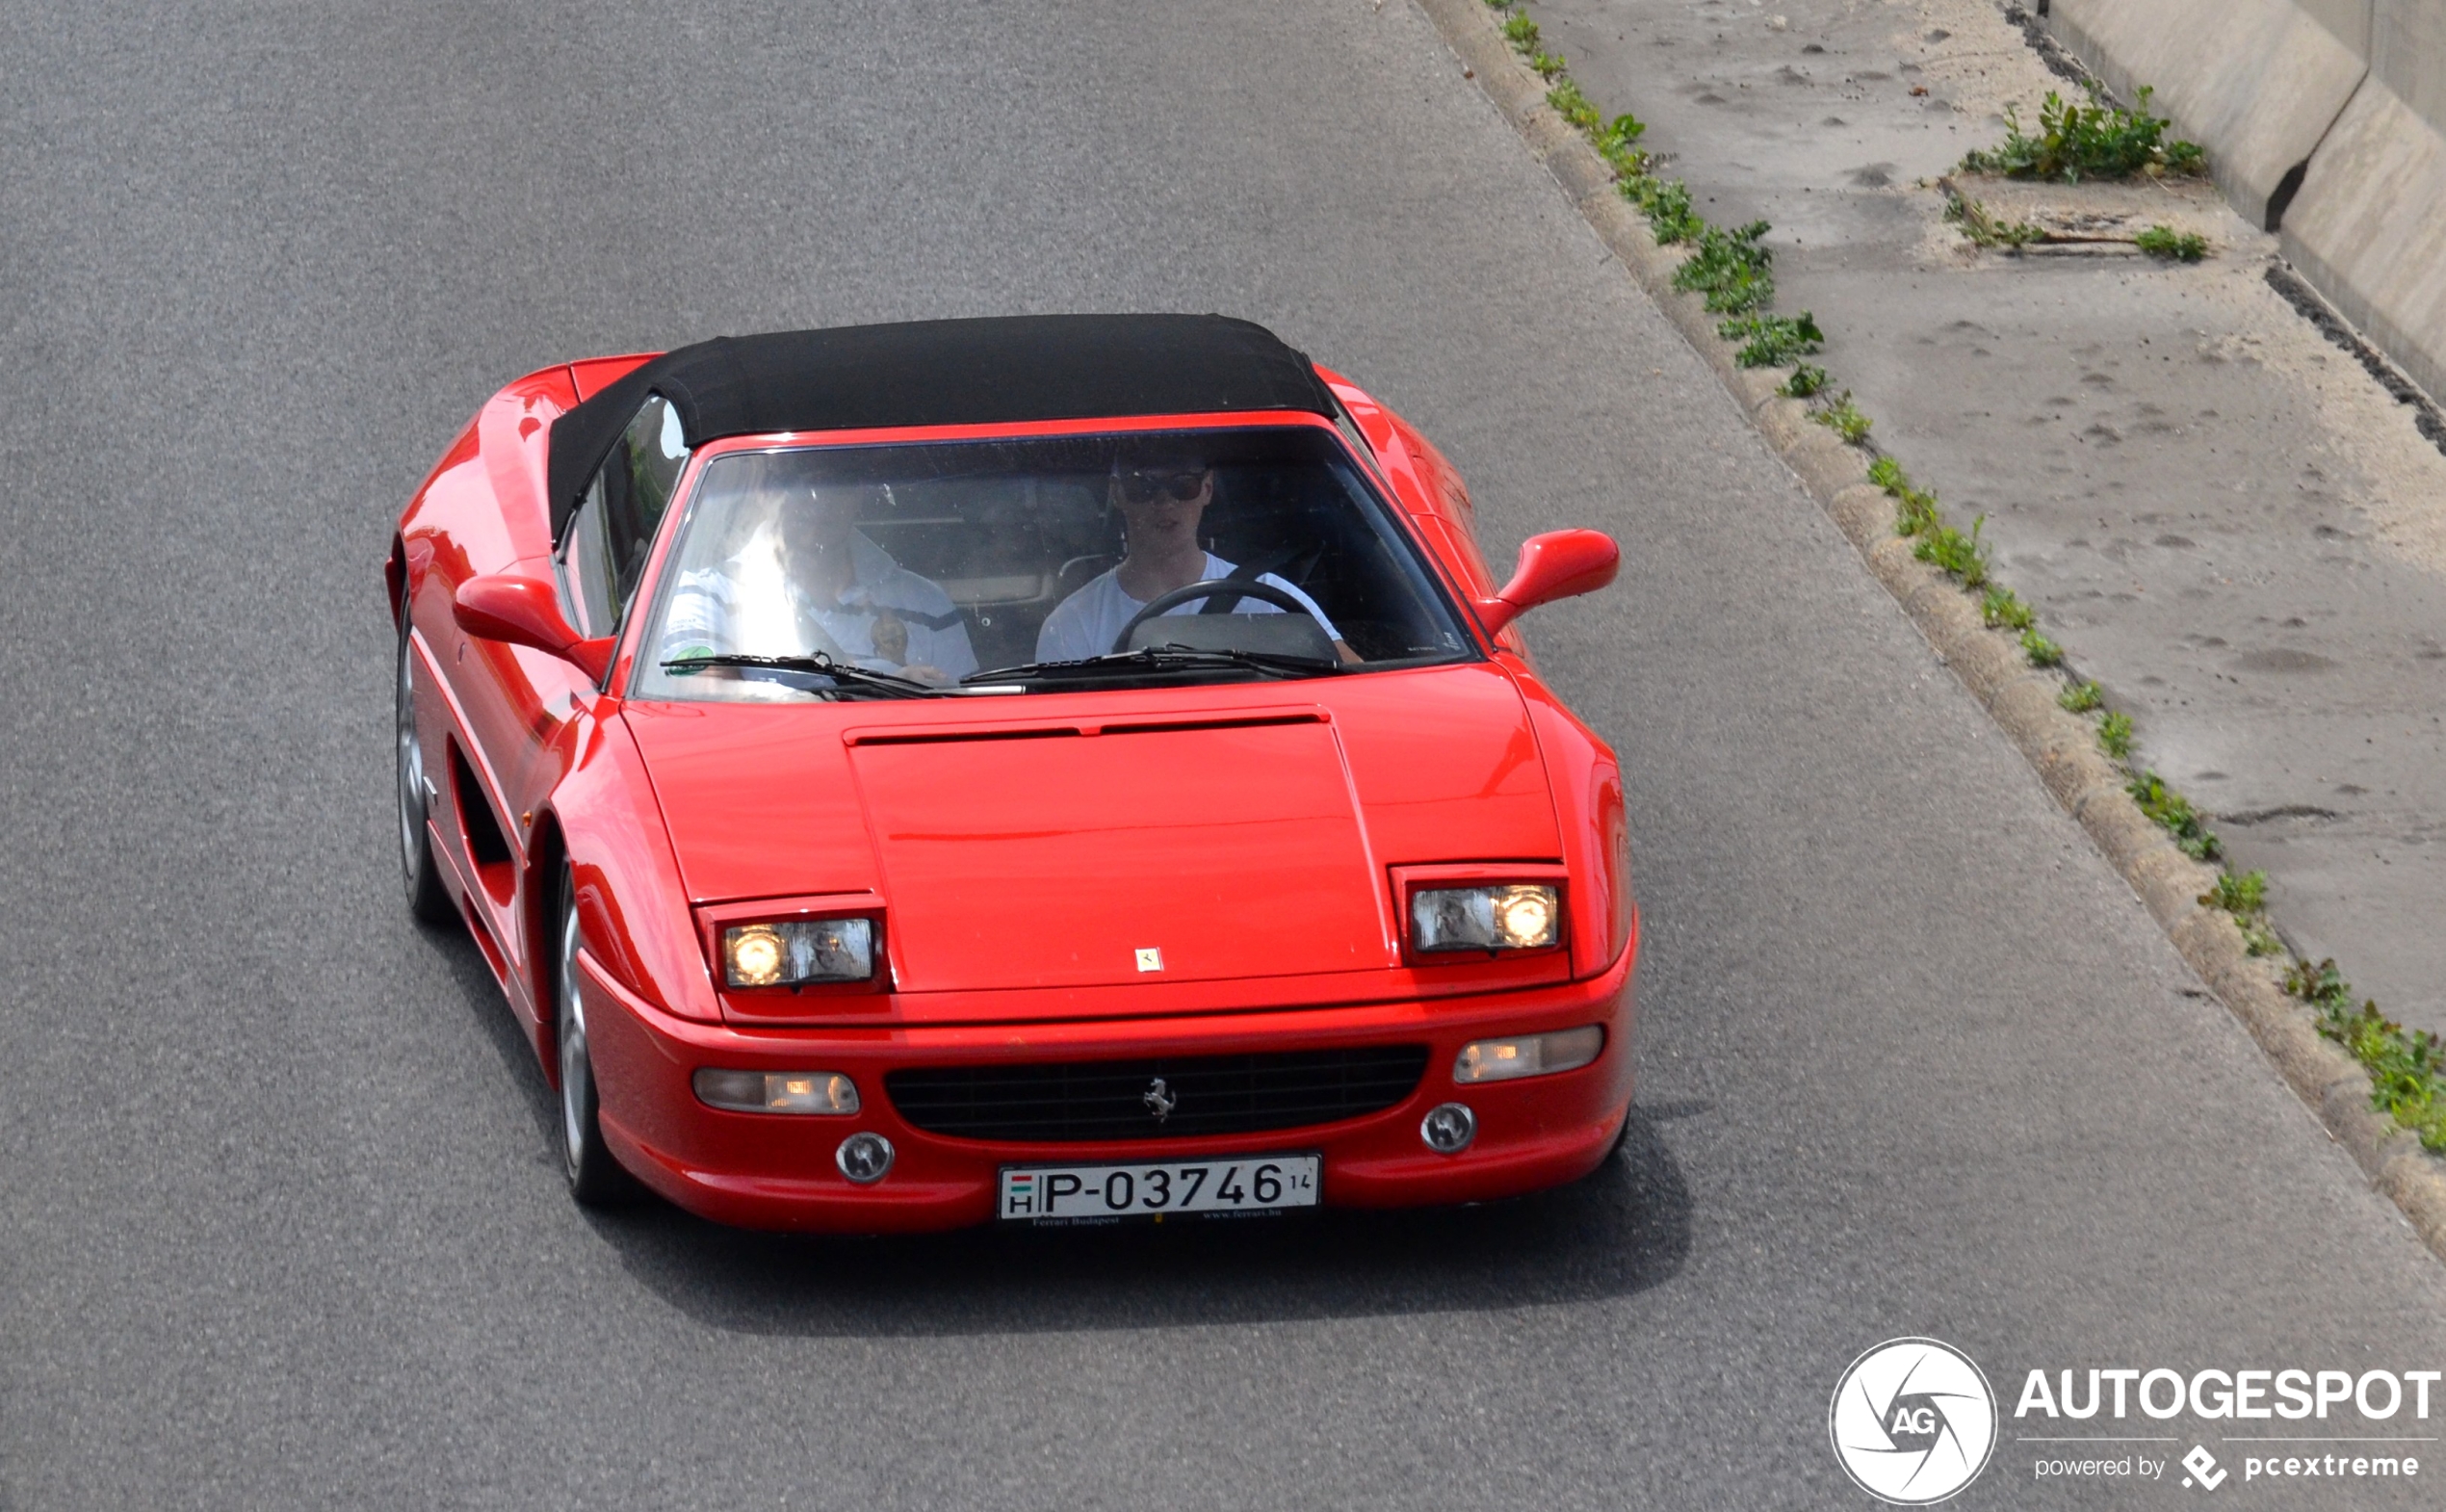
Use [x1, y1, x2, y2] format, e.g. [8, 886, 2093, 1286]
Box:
[2202, 871, 2281, 955]
[2097, 709, 2134, 759]
[2288, 958, 2446, 1153]
[1958, 84, 2206, 182]
[1719, 312, 1824, 368]
[1502, 13, 1539, 50]
[1548, 78, 1600, 133]
[1869, 457, 1940, 536]
[2135, 224, 2207, 261]
[1545, 76, 1652, 177]
[2019, 628, 2064, 665]
[1592, 112, 1649, 176]
[2204, 870, 2267, 915]
[1781, 363, 1829, 398]
[1625, 177, 1703, 244]
[2127, 769, 2221, 859]
[1982, 586, 2037, 631]
[1530, 50, 1568, 80]
[1915, 518, 1991, 588]
[1945, 196, 2044, 250]
[1812, 392, 1873, 445]
[1672, 220, 1775, 313]
[2059, 679, 2103, 713]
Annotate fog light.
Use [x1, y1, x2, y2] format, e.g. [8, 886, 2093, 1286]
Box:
[1453, 1026, 1604, 1084]
[836, 1132, 896, 1184]
[1420, 1102, 1476, 1154]
[693, 1069, 860, 1114]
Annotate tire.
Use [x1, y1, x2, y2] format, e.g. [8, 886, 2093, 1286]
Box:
[396, 596, 455, 925]
[555, 867, 635, 1206]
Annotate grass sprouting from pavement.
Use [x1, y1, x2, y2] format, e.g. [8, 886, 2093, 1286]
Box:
[1959, 85, 2206, 181]
[1945, 195, 2044, 250]
[2097, 710, 2134, 759]
[1672, 221, 1776, 313]
[1719, 312, 1823, 368]
[2136, 224, 2207, 262]
[2128, 769, 2221, 860]
[1812, 392, 1872, 444]
[2287, 959, 2446, 1153]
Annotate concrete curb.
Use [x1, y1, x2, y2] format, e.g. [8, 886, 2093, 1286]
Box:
[1410, 0, 2446, 1265]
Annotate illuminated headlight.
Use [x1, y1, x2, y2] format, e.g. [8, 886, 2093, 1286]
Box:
[693, 1069, 862, 1114]
[1409, 883, 1561, 952]
[721, 918, 875, 987]
[1454, 1026, 1604, 1083]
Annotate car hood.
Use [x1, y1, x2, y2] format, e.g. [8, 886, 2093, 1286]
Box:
[620, 664, 1560, 995]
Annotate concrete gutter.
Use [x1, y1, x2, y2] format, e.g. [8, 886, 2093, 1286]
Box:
[1409, 0, 2446, 1264]
[2047, 0, 2446, 409]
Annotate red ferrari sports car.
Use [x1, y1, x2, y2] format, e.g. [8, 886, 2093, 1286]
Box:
[391, 314, 1636, 1231]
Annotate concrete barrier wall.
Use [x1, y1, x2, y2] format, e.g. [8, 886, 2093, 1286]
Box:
[2283, 82, 2446, 406]
[2046, 0, 2446, 406]
[2047, 0, 2363, 228]
[2372, 1, 2446, 131]
[2300, 0, 2374, 59]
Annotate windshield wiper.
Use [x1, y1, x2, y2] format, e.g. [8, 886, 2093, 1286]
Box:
[661, 652, 944, 698]
[961, 644, 1340, 686]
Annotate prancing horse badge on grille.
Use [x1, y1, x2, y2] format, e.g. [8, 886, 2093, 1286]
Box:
[1142, 1077, 1178, 1123]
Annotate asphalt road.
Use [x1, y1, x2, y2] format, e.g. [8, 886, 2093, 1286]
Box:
[4, 3, 2444, 1508]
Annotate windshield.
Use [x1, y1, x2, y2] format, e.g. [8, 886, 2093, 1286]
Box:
[629, 426, 1473, 701]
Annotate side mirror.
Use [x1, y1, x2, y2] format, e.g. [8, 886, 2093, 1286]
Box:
[453, 574, 614, 683]
[1474, 529, 1620, 637]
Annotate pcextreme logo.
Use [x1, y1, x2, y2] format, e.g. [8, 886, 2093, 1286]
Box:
[1830, 1338, 1999, 1503]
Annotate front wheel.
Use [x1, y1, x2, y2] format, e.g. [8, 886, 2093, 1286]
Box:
[556, 869, 635, 1206]
[396, 600, 455, 925]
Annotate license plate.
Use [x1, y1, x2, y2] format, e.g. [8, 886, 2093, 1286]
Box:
[999, 1154, 1319, 1223]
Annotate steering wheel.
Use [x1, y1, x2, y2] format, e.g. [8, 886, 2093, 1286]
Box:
[1111, 578, 1323, 653]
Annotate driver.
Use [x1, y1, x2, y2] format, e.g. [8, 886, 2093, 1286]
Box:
[660, 459, 977, 683]
[1034, 451, 1350, 663]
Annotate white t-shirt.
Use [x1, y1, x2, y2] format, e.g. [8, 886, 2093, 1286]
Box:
[1034, 552, 1340, 663]
[659, 528, 978, 679]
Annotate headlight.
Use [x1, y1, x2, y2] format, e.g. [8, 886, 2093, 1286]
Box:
[1454, 1026, 1604, 1083]
[693, 1069, 862, 1114]
[1409, 883, 1561, 953]
[721, 918, 875, 987]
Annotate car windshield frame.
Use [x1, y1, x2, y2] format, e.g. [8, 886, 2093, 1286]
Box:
[615, 413, 1483, 705]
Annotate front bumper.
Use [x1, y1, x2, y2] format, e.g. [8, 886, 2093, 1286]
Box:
[581, 940, 1637, 1233]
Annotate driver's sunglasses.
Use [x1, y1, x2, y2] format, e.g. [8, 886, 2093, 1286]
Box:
[1116, 468, 1208, 505]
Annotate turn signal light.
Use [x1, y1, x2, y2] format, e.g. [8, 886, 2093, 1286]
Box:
[693, 1069, 861, 1114]
[1453, 1026, 1604, 1083]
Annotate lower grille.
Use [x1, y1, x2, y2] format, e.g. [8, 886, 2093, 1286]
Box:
[885, 1045, 1431, 1143]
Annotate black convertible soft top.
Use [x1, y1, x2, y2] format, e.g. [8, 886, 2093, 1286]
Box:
[544, 313, 1335, 542]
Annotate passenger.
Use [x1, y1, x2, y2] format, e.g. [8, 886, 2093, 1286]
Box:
[660, 461, 977, 683]
[1035, 453, 1351, 663]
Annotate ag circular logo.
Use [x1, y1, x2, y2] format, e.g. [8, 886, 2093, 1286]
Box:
[1829, 1337, 1998, 1504]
